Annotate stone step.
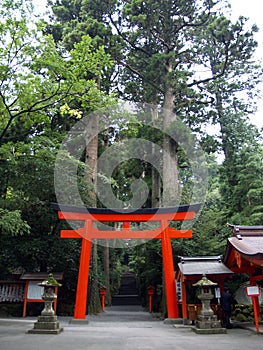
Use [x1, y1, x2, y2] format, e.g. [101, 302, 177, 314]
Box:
[112, 294, 141, 306]
[113, 271, 141, 306]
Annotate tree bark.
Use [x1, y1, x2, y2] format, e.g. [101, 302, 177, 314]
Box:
[85, 115, 99, 206]
[85, 114, 101, 314]
[151, 104, 161, 207]
[103, 241, 111, 306]
[162, 84, 179, 206]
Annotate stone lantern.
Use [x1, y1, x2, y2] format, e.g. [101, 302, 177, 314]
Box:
[99, 286, 107, 312]
[28, 273, 63, 334]
[192, 274, 226, 334]
[147, 285, 155, 313]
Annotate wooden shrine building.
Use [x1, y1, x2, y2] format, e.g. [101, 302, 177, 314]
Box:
[52, 203, 201, 320]
[223, 225, 263, 277]
[175, 256, 233, 323]
[20, 272, 63, 317]
[223, 225, 263, 322]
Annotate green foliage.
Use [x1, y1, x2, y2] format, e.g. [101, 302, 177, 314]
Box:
[70, 35, 112, 77]
[0, 2, 113, 145]
[0, 0, 116, 306]
[0, 208, 30, 235]
[220, 143, 263, 225]
[191, 13, 262, 165]
[232, 304, 254, 322]
[46, 0, 120, 93]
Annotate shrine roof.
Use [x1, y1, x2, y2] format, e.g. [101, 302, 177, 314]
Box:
[224, 225, 263, 264]
[176, 256, 233, 277]
[228, 237, 263, 257]
[51, 203, 201, 215]
[228, 224, 263, 237]
[20, 272, 63, 281]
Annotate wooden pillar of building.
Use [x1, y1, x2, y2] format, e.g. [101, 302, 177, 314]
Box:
[181, 277, 188, 323]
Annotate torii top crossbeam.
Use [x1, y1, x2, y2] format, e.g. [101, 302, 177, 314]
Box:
[52, 203, 201, 240]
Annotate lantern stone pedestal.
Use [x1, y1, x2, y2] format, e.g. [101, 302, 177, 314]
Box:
[28, 274, 63, 335]
[192, 275, 226, 334]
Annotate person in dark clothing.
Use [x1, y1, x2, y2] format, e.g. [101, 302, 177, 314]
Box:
[221, 288, 233, 328]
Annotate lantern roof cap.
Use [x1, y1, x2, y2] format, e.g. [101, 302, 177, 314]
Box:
[38, 273, 62, 287]
[193, 274, 217, 287]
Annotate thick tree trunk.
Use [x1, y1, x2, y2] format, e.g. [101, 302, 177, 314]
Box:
[103, 241, 111, 306]
[85, 115, 99, 206]
[151, 104, 161, 207]
[152, 167, 161, 207]
[85, 114, 101, 314]
[88, 242, 101, 314]
[162, 86, 179, 206]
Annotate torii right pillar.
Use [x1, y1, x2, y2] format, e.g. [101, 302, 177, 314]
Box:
[161, 221, 178, 319]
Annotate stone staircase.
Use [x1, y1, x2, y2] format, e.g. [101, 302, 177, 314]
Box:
[112, 272, 141, 306]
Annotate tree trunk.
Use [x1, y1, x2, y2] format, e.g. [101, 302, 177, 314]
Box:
[151, 104, 161, 207]
[162, 84, 179, 206]
[88, 242, 101, 314]
[85, 115, 99, 205]
[152, 167, 161, 207]
[103, 241, 111, 306]
[85, 114, 101, 314]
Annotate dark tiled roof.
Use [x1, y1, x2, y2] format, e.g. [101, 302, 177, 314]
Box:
[177, 256, 233, 276]
[229, 224, 263, 237]
[228, 237, 263, 257]
[20, 272, 63, 281]
[51, 202, 201, 214]
[225, 225, 263, 259]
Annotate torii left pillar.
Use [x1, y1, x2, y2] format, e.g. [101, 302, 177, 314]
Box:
[74, 221, 92, 319]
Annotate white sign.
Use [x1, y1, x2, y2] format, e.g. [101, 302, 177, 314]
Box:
[27, 281, 44, 300]
[246, 286, 260, 297]
[215, 287, 221, 299]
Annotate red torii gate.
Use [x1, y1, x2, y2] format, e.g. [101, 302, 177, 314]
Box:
[52, 203, 201, 320]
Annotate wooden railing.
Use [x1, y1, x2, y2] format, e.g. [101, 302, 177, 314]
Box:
[0, 281, 25, 302]
[187, 303, 222, 321]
